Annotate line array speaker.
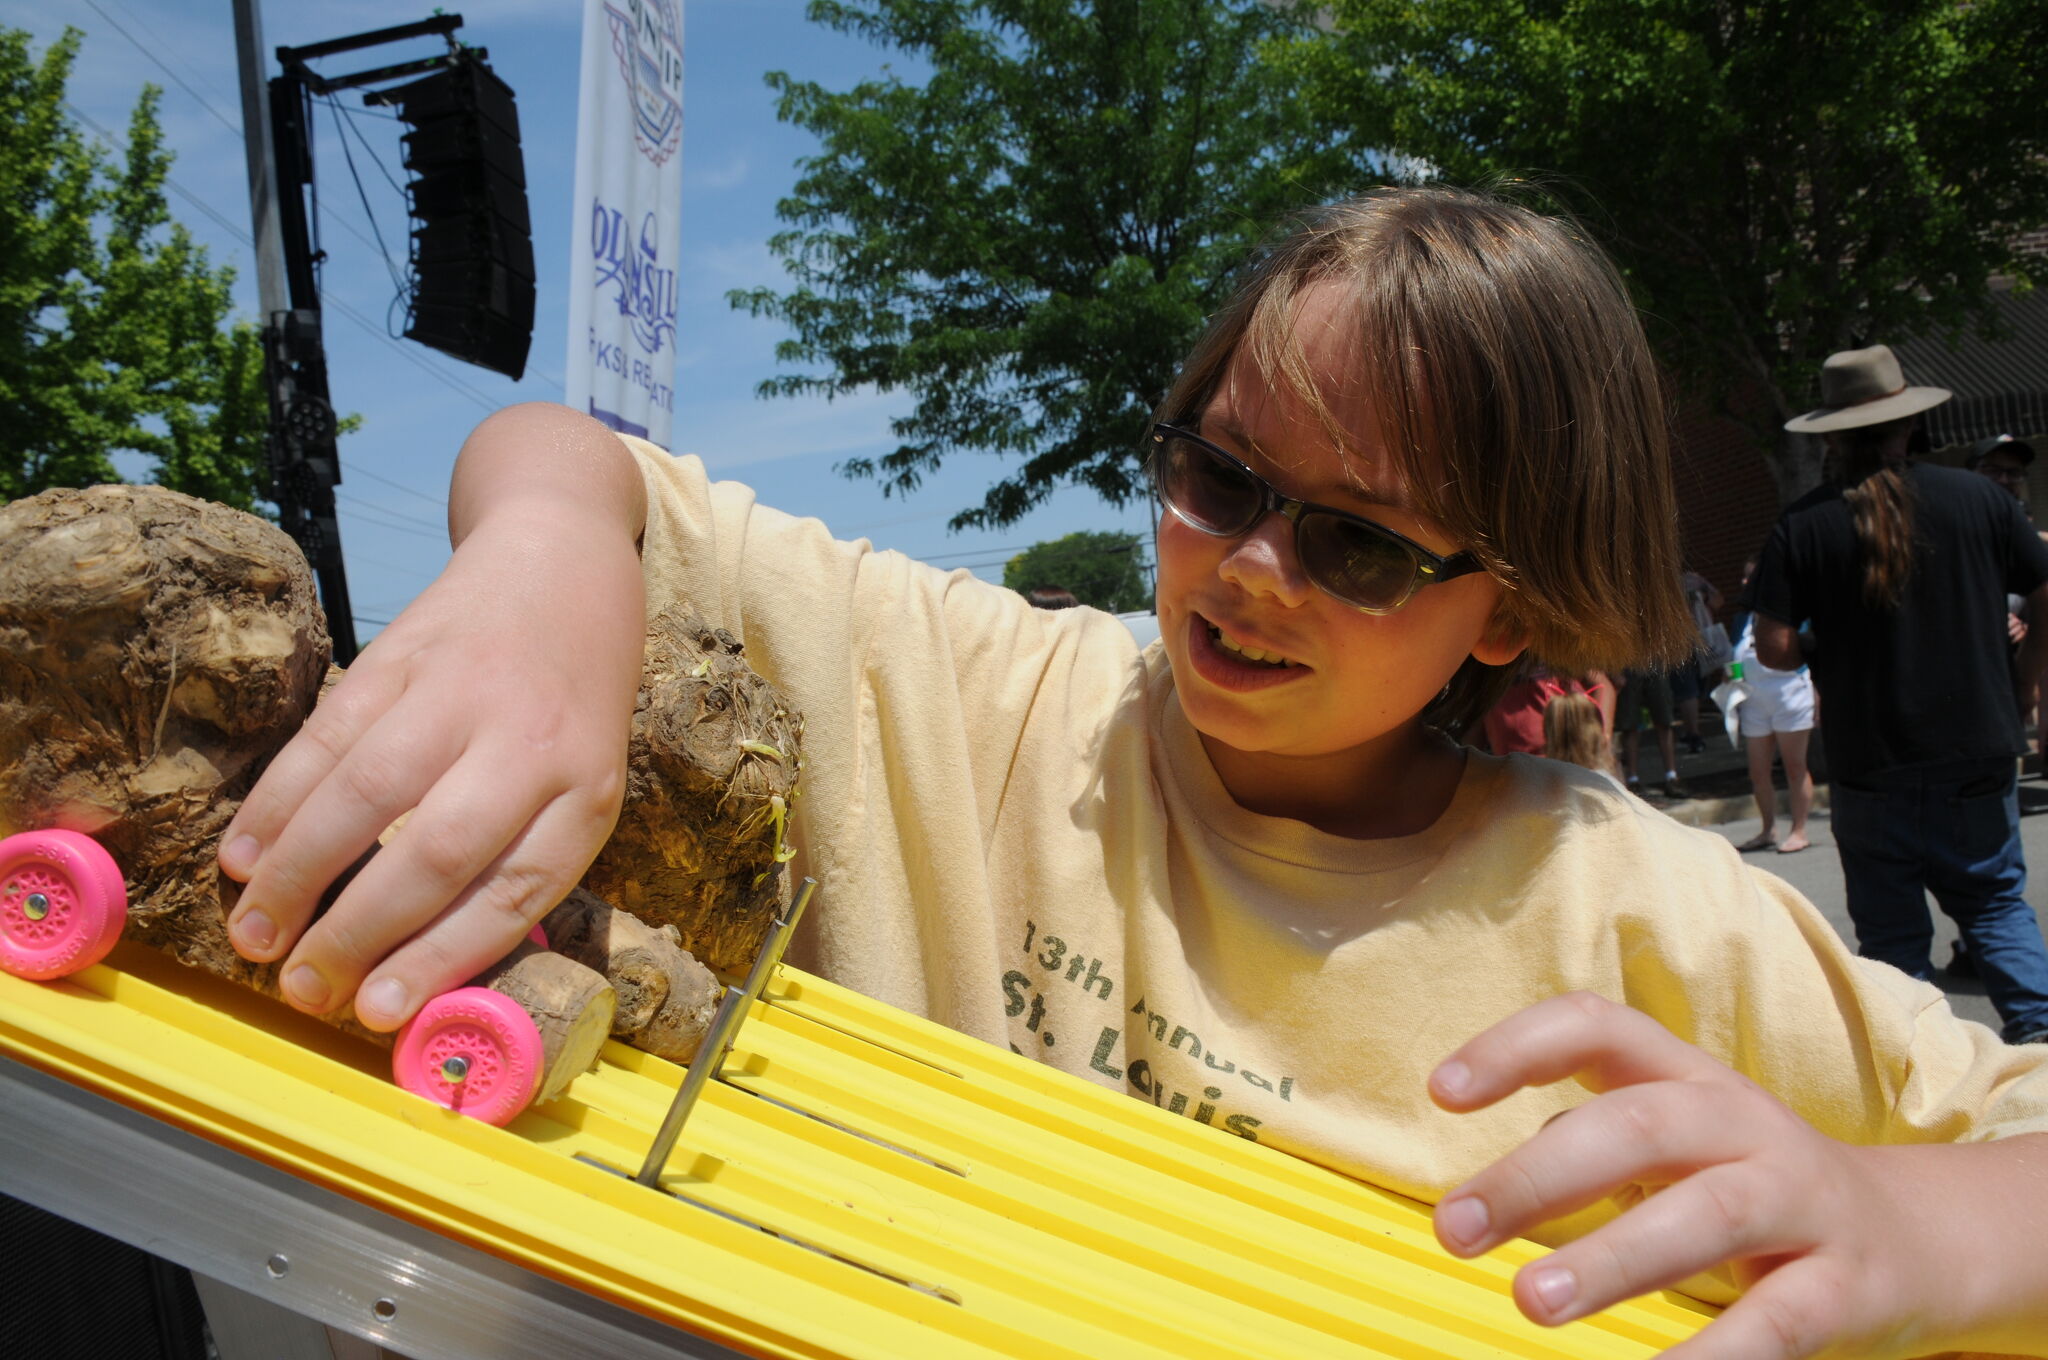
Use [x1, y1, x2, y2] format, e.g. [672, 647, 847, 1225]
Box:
[375, 52, 535, 381]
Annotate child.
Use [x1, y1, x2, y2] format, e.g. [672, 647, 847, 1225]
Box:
[217, 187, 2048, 1354]
[1480, 665, 1615, 757]
[1540, 692, 1621, 786]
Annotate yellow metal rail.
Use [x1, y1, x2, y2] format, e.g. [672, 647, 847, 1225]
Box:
[0, 939, 1713, 1357]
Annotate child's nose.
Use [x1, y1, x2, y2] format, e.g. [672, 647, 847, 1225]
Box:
[1218, 512, 1313, 607]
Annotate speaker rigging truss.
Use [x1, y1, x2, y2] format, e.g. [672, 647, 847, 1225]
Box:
[261, 13, 535, 666]
[279, 13, 536, 384]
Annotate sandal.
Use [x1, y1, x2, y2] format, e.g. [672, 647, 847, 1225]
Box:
[1776, 834, 1810, 854]
[1734, 833, 1776, 852]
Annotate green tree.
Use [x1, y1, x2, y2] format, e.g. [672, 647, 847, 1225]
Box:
[1, 28, 270, 509]
[1286, 0, 2048, 502]
[732, 0, 1336, 530]
[1003, 528, 1151, 612]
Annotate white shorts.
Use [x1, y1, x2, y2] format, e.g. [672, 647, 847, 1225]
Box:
[1737, 675, 1816, 738]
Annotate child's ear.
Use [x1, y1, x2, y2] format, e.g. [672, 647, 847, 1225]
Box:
[1470, 610, 1529, 667]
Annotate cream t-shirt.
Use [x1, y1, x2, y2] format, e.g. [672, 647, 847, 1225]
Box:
[629, 439, 2048, 1305]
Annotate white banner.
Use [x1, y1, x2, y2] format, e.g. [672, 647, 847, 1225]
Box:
[566, 0, 684, 446]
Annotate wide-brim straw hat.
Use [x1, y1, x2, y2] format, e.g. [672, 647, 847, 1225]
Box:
[1783, 344, 1952, 433]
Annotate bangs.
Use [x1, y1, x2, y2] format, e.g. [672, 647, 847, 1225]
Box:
[1235, 272, 1437, 520]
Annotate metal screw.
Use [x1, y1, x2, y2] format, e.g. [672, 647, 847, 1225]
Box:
[265, 1254, 290, 1279]
[440, 1055, 471, 1083]
[23, 893, 48, 921]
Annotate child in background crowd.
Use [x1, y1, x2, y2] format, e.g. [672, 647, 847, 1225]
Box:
[218, 188, 2048, 1356]
[1540, 693, 1621, 787]
[1478, 665, 1614, 758]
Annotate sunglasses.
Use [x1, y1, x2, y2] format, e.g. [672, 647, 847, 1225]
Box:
[1148, 424, 1482, 614]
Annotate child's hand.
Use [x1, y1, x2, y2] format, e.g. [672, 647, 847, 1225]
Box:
[216, 407, 649, 1032]
[1430, 992, 2048, 1358]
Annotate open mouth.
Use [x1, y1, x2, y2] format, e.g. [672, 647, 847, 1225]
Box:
[1207, 621, 1295, 668]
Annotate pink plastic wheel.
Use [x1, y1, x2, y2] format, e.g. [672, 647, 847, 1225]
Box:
[391, 986, 545, 1126]
[0, 829, 128, 981]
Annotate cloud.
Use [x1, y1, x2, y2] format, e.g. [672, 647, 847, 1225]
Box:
[686, 154, 748, 192]
[677, 382, 908, 474]
[686, 236, 782, 290]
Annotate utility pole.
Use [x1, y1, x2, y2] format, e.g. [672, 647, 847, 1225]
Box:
[230, 0, 286, 315]
[232, 0, 360, 665]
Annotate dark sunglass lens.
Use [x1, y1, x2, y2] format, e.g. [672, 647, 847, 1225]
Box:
[1298, 513, 1417, 611]
[1160, 435, 1260, 534]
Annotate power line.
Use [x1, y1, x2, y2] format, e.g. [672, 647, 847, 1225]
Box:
[94, 0, 245, 117]
[335, 489, 447, 535]
[78, 0, 242, 138]
[342, 548, 444, 577]
[336, 496, 451, 543]
[340, 457, 448, 511]
[61, 98, 503, 414]
[327, 292, 501, 411]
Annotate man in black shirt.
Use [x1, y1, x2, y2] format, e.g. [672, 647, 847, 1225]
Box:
[1747, 344, 2048, 1045]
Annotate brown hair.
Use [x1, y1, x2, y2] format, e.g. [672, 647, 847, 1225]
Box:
[1834, 418, 1917, 609]
[1156, 185, 1696, 732]
[1541, 692, 1617, 776]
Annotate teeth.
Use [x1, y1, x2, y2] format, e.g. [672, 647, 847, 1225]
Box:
[1210, 625, 1292, 667]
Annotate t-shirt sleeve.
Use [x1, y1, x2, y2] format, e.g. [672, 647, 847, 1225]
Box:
[2002, 494, 2048, 597]
[1742, 514, 1801, 626]
[618, 436, 1141, 1018]
[1629, 841, 2048, 1147]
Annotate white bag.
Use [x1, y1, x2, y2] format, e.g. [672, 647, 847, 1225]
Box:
[1709, 677, 1750, 748]
[1698, 621, 1734, 670]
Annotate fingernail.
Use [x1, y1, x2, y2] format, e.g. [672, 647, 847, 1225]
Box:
[220, 834, 261, 878]
[1438, 1195, 1490, 1251]
[285, 964, 330, 1011]
[1528, 1265, 1578, 1317]
[235, 908, 276, 953]
[358, 977, 409, 1025]
[1434, 1059, 1473, 1099]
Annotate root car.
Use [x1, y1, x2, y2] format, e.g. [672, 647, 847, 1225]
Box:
[0, 484, 800, 1124]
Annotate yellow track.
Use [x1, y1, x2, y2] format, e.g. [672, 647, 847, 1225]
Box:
[0, 939, 1713, 1357]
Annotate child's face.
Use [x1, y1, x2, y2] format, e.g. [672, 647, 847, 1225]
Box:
[1156, 284, 1519, 764]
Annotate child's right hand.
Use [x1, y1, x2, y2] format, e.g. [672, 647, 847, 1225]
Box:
[1430, 992, 2048, 1358]
[218, 404, 649, 1031]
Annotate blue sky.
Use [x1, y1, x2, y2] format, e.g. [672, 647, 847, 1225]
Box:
[7, 0, 1160, 639]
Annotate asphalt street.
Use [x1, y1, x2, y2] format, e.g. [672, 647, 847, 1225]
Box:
[1702, 798, 2048, 1035]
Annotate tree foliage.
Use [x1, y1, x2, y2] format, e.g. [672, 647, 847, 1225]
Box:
[733, 0, 1336, 530]
[1286, 0, 2048, 502]
[1, 28, 269, 509]
[1003, 528, 1150, 613]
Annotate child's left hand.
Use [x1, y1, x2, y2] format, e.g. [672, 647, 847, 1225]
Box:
[1430, 991, 2048, 1358]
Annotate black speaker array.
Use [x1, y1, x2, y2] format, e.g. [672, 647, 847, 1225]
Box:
[375, 53, 534, 380]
